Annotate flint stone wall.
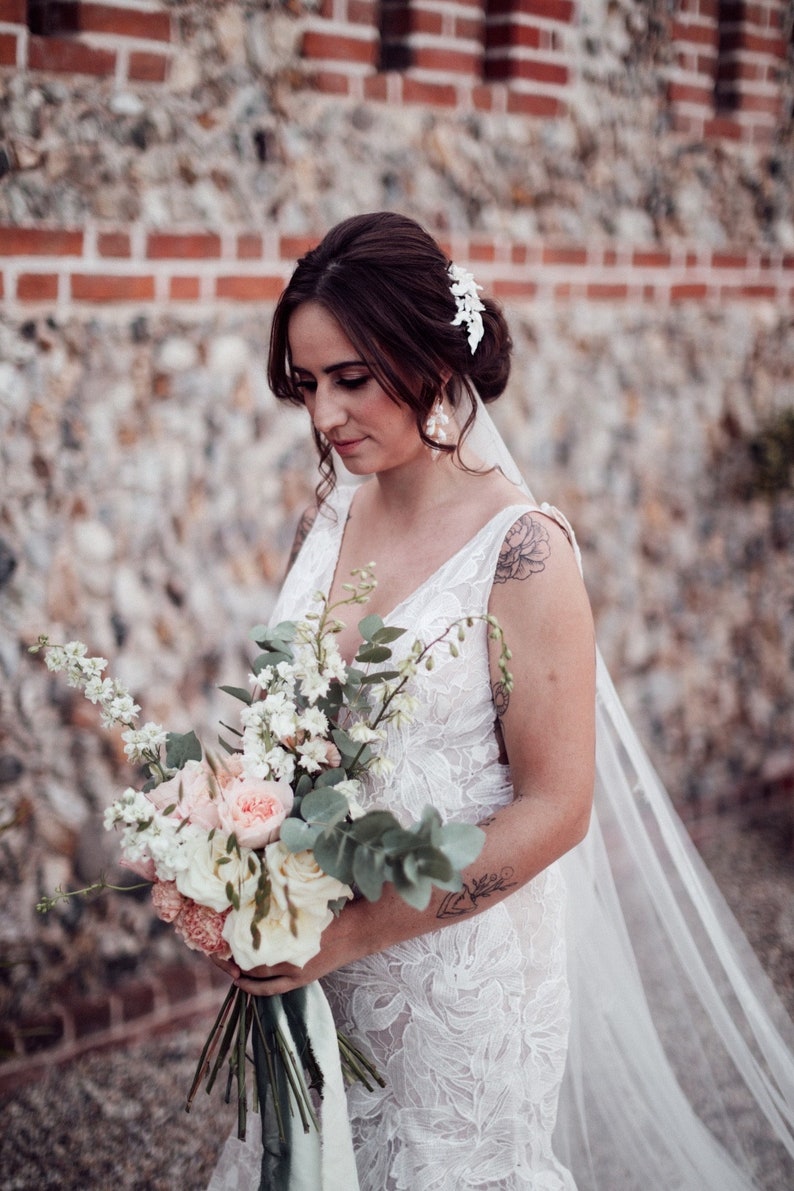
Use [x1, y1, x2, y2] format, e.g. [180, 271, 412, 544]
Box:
[0, 0, 792, 1020]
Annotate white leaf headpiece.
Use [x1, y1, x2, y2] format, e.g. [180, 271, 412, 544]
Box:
[448, 263, 485, 354]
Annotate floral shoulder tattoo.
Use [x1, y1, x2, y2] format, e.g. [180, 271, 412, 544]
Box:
[493, 513, 551, 584]
[489, 514, 551, 719]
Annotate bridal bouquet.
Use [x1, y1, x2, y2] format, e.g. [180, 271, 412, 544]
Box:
[34, 569, 512, 1186]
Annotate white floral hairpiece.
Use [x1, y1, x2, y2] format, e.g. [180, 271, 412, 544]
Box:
[448, 262, 485, 354]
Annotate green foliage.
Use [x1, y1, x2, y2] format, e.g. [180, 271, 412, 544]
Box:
[165, 730, 202, 770]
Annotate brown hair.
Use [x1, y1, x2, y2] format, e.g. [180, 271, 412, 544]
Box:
[268, 211, 513, 504]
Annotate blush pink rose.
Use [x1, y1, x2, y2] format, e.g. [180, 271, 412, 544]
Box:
[175, 900, 232, 958]
[217, 766, 294, 850]
[151, 879, 187, 923]
[144, 759, 222, 831]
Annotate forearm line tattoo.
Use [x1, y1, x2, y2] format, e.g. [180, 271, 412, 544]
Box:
[436, 868, 518, 919]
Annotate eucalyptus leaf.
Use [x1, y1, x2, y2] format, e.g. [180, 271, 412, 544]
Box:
[294, 774, 314, 799]
[252, 649, 292, 674]
[349, 810, 401, 843]
[358, 670, 401, 685]
[313, 767, 347, 788]
[357, 614, 385, 642]
[355, 644, 393, 665]
[279, 818, 322, 852]
[331, 728, 361, 765]
[371, 626, 407, 644]
[312, 825, 357, 884]
[352, 847, 388, 901]
[165, 730, 202, 770]
[218, 685, 253, 706]
[301, 787, 349, 826]
[438, 822, 486, 869]
[392, 867, 432, 911]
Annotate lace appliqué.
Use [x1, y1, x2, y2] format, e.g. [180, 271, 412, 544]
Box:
[267, 487, 574, 1191]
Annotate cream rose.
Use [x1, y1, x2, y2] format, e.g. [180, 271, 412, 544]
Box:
[174, 831, 261, 912]
[221, 843, 352, 970]
[265, 840, 352, 917]
[222, 896, 330, 971]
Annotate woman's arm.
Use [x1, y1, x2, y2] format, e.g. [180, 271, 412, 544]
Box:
[286, 504, 317, 574]
[226, 511, 596, 995]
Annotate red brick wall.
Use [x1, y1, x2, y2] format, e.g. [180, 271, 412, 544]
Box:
[303, 0, 576, 114]
[1, 224, 792, 312]
[0, 0, 172, 83]
[668, 0, 790, 142]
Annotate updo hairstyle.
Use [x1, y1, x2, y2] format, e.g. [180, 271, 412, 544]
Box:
[268, 211, 513, 503]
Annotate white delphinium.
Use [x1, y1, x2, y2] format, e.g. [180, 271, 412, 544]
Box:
[386, 691, 419, 729]
[43, 642, 143, 727]
[348, 722, 386, 745]
[367, 755, 395, 778]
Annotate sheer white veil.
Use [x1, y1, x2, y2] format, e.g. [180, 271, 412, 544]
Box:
[461, 393, 794, 1190]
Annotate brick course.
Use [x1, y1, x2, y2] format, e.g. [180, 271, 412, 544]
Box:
[3, 226, 791, 312]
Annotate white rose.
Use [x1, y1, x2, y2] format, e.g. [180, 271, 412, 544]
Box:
[223, 897, 330, 970]
[265, 840, 352, 916]
[175, 832, 260, 912]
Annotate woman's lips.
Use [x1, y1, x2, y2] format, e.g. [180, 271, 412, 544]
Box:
[331, 437, 365, 456]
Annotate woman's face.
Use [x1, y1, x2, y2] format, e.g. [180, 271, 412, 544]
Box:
[287, 301, 424, 476]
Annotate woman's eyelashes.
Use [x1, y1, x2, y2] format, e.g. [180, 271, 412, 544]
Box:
[292, 372, 371, 395]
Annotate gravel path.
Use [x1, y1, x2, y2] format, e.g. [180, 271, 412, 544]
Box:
[2, 806, 792, 1191]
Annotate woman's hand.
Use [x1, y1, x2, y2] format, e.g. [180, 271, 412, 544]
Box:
[210, 901, 366, 996]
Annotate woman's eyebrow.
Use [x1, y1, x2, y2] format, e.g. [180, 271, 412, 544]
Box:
[292, 359, 369, 375]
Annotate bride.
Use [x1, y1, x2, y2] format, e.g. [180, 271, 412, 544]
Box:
[210, 212, 794, 1189]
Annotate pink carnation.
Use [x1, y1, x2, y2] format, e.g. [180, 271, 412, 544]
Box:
[175, 900, 232, 958]
[151, 879, 187, 923]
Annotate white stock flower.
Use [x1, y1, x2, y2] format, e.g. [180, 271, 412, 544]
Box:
[122, 721, 168, 762]
[297, 706, 328, 737]
[298, 668, 329, 704]
[106, 788, 200, 881]
[296, 738, 328, 773]
[242, 745, 296, 785]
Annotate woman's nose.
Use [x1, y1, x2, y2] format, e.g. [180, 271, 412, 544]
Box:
[310, 384, 347, 436]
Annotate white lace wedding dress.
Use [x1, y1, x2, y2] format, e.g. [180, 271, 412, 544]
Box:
[270, 484, 575, 1191]
[209, 469, 794, 1190]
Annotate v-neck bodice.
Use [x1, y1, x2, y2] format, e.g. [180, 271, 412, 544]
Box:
[272, 484, 538, 641]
